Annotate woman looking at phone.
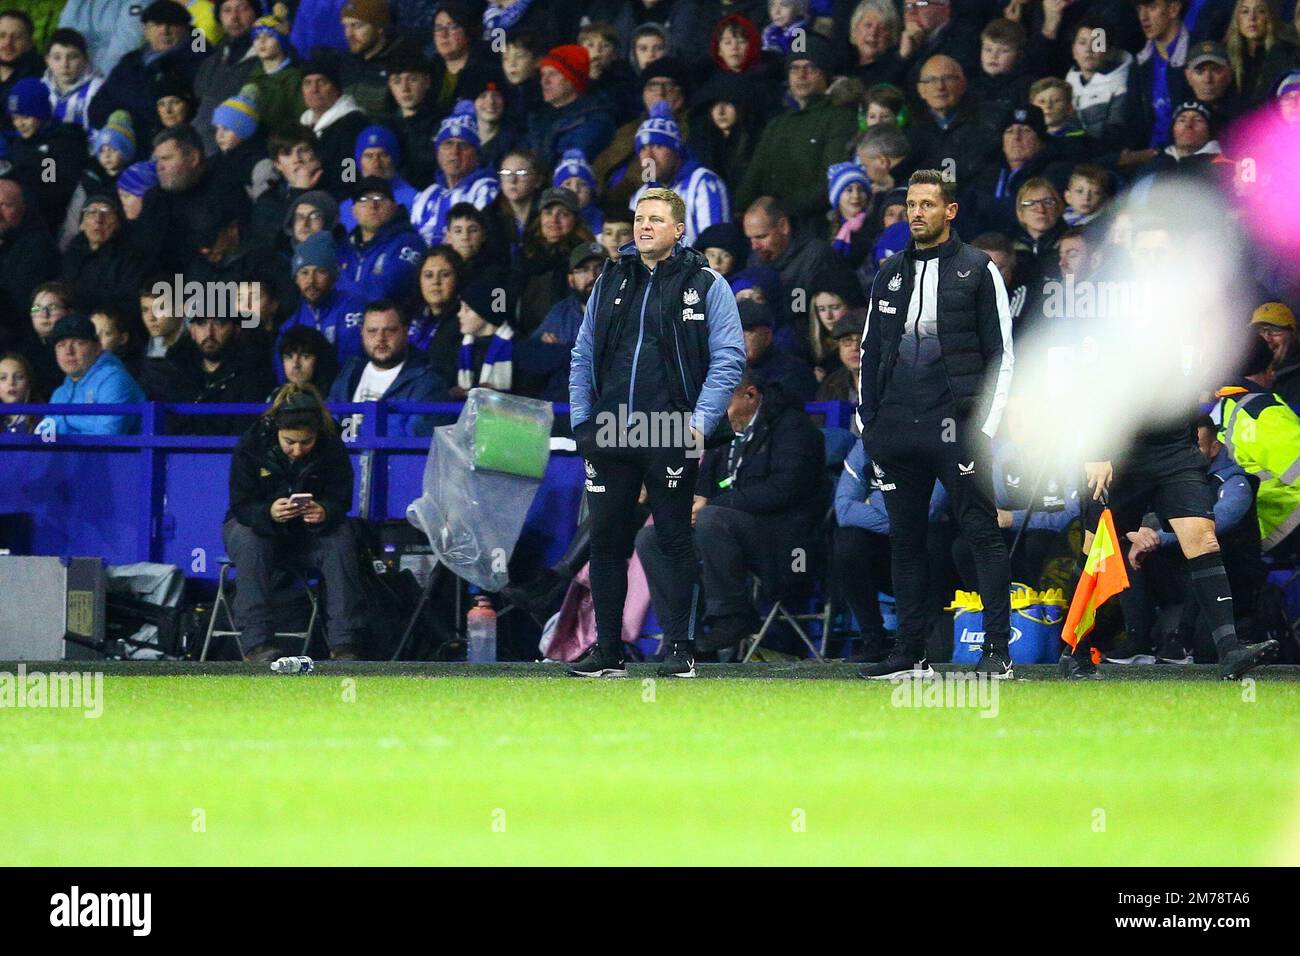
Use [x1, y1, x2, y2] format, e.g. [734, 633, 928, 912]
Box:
[222, 384, 366, 662]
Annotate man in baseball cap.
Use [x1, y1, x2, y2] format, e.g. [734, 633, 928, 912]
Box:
[1184, 41, 1242, 122]
[1252, 301, 1297, 360]
[539, 186, 581, 217]
[1263, 301, 1300, 408]
[516, 241, 609, 398]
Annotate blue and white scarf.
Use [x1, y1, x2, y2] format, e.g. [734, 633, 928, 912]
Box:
[459, 324, 514, 391]
[482, 0, 534, 40]
[44, 69, 104, 133]
[761, 18, 808, 54]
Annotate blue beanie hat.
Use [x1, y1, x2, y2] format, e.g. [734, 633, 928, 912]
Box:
[292, 231, 339, 275]
[728, 266, 781, 306]
[827, 161, 869, 211]
[354, 124, 402, 167]
[94, 109, 137, 163]
[117, 160, 159, 197]
[635, 101, 682, 153]
[435, 99, 479, 149]
[251, 13, 289, 48]
[7, 77, 51, 121]
[213, 84, 260, 142]
[874, 220, 912, 264]
[552, 148, 596, 191]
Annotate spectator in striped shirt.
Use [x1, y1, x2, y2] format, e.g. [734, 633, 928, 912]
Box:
[626, 101, 729, 247]
[41, 28, 104, 135]
[409, 100, 500, 247]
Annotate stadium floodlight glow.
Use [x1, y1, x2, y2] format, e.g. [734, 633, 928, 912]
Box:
[991, 177, 1248, 477]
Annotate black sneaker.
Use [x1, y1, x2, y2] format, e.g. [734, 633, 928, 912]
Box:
[568, 643, 627, 678]
[1156, 631, 1193, 665]
[974, 647, 1014, 680]
[1058, 651, 1102, 680]
[656, 643, 697, 678]
[1218, 640, 1280, 680]
[859, 647, 933, 680]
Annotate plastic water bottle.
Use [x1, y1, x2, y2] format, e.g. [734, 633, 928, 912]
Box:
[467, 596, 497, 663]
[270, 656, 314, 674]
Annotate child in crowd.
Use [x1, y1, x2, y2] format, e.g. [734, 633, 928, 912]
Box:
[598, 206, 633, 260]
[553, 149, 602, 235]
[864, 83, 905, 127]
[762, 0, 808, 54]
[211, 85, 272, 199]
[971, 18, 1031, 125]
[1062, 163, 1111, 226]
[696, 221, 749, 278]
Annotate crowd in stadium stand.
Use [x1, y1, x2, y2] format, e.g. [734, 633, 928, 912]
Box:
[2, 0, 1300, 662]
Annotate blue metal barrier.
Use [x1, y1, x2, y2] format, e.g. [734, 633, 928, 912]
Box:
[0, 400, 856, 583]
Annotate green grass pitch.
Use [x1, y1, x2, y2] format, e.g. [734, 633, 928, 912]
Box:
[2, 664, 1298, 866]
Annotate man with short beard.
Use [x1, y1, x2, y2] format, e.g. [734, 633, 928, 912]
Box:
[327, 300, 450, 437]
[857, 169, 1016, 681]
[146, 307, 275, 435]
[276, 230, 366, 379]
[339, 0, 417, 117]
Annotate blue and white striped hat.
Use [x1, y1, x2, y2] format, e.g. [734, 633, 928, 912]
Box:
[827, 161, 869, 210]
[436, 99, 479, 149]
[635, 101, 682, 153]
[552, 148, 596, 191]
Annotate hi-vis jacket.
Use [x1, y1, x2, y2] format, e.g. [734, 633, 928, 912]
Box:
[1211, 379, 1300, 551]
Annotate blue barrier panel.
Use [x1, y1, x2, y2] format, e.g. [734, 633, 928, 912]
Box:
[0, 399, 857, 583]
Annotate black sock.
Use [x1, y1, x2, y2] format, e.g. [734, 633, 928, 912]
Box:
[1186, 552, 1238, 656]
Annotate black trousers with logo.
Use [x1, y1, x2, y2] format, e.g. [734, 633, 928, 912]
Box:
[863, 413, 1011, 655]
[580, 439, 701, 651]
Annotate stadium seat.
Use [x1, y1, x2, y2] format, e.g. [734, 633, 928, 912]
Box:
[199, 560, 321, 661]
[740, 573, 831, 663]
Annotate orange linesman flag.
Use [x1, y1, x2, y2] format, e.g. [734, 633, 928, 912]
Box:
[1063, 507, 1130, 650]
